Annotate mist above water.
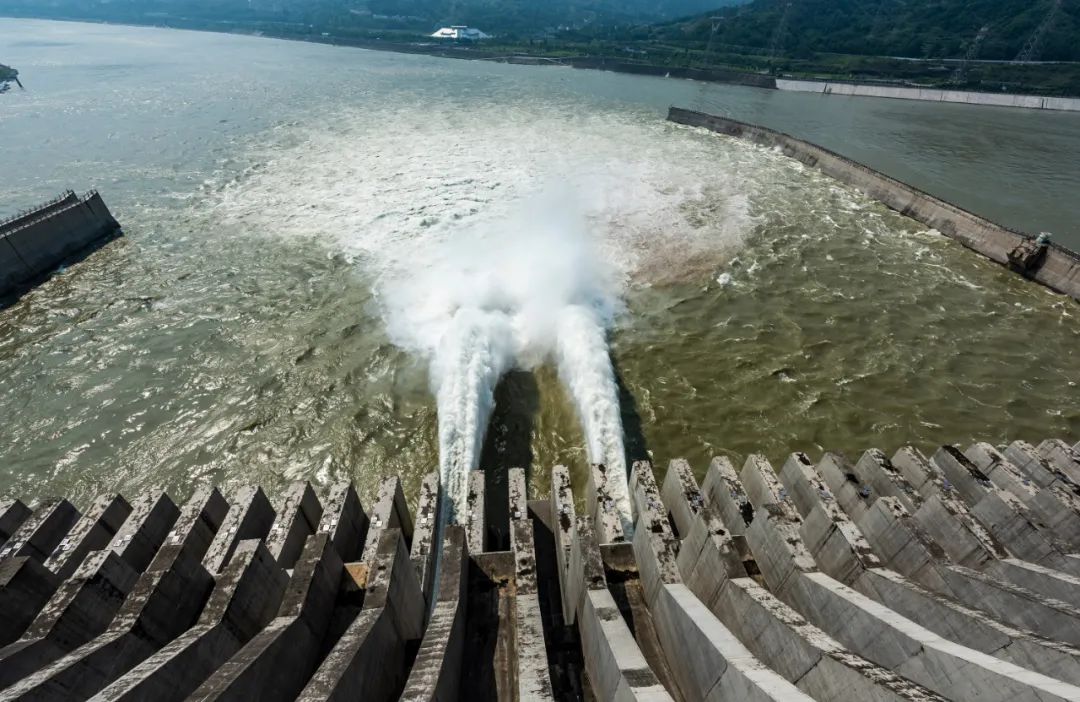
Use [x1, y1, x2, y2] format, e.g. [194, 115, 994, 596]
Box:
[383, 191, 630, 526]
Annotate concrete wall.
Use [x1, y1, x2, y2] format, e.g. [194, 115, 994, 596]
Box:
[668, 107, 1080, 301]
[776, 79, 1080, 112]
[571, 60, 777, 88]
[0, 191, 121, 298]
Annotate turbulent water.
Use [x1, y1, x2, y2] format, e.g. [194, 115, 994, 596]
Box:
[1, 19, 1078, 513]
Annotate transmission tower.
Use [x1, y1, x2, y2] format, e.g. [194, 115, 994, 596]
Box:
[696, 17, 726, 111]
[768, 2, 793, 61]
[949, 24, 990, 85]
[1015, 0, 1062, 63]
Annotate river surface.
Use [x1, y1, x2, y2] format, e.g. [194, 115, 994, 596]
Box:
[1, 18, 1078, 510]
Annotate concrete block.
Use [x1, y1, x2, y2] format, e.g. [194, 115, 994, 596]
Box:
[856, 498, 952, 592]
[577, 587, 672, 701]
[586, 462, 628, 545]
[400, 526, 468, 702]
[790, 571, 1080, 702]
[853, 449, 922, 514]
[265, 481, 323, 569]
[0, 499, 33, 548]
[0, 499, 80, 563]
[987, 557, 1080, 610]
[678, 510, 749, 609]
[968, 443, 1080, 547]
[202, 486, 275, 575]
[512, 519, 555, 700]
[778, 453, 881, 585]
[93, 539, 289, 702]
[1010, 436, 1080, 486]
[42, 494, 131, 580]
[661, 459, 704, 539]
[362, 476, 414, 563]
[934, 447, 1074, 569]
[1036, 440, 1080, 483]
[409, 472, 439, 606]
[629, 462, 680, 608]
[298, 529, 422, 701]
[317, 481, 368, 563]
[108, 491, 180, 573]
[701, 456, 754, 536]
[815, 453, 874, 523]
[466, 470, 485, 555]
[890, 447, 937, 499]
[650, 582, 811, 702]
[0, 557, 60, 646]
[0, 549, 138, 688]
[935, 564, 1080, 645]
[744, 505, 818, 599]
[187, 533, 345, 701]
[166, 487, 229, 564]
[660, 460, 748, 604]
[508, 467, 528, 523]
[713, 576, 946, 701]
[853, 564, 1080, 685]
[739, 455, 797, 518]
[911, 493, 1006, 569]
[549, 466, 578, 624]
[1, 543, 215, 699]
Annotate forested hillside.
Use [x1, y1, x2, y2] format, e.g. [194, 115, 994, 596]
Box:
[0, 0, 745, 35]
[656, 0, 1078, 61]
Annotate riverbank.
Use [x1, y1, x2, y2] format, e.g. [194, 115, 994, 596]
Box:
[5, 13, 1080, 106]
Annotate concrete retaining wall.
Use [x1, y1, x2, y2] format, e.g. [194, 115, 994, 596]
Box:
[777, 79, 1080, 112]
[668, 107, 1080, 301]
[0, 190, 121, 299]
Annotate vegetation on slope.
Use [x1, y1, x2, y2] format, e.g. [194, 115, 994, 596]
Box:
[0, 63, 17, 81]
[2, 0, 1079, 95]
[654, 0, 1080, 62]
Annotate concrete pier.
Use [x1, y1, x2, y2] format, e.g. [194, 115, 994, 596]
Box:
[0, 190, 121, 300]
[1, 436, 1079, 700]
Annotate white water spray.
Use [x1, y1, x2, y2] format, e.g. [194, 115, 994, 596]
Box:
[555, 304, 632, 532]
[383, 190, 631, 528]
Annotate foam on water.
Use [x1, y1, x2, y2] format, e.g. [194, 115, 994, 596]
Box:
[203, 104, 758, 524]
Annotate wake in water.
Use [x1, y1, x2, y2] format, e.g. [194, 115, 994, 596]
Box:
[383, 190, 630, 528]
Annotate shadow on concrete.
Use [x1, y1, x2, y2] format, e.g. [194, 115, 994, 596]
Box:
[479, 369, 540, 551]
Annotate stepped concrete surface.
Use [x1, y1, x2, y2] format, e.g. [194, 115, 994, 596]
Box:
[0, 435, 1078, 700]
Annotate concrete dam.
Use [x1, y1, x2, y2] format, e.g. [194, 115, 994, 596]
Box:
[0, 190, 121, 299]
[2, 438, 1080, 700]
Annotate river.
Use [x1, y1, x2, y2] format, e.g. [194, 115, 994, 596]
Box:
[1, 18, 1077, 510]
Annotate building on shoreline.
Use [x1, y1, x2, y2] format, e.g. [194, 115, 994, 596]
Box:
[430, 25, 490, 41]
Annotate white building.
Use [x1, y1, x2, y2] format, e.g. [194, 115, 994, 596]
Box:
[430, 26, 490, 41]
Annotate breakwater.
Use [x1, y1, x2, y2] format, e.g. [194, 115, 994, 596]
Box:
[1, 436, 1080, 699]
[669, 107, 1080, 301]
[0, 190, 121, 299]
[777, 78, 1080, 112]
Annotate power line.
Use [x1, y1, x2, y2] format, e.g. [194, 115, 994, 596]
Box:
[1015, 0, 1062, 63]
[949, 24, 990, 85]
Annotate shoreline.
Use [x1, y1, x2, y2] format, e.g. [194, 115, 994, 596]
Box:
[7, 14, 1080, 111]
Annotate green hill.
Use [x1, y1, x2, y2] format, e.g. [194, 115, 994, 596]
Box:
[654, 0, 1079, 62]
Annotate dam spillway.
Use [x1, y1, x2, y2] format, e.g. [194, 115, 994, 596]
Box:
[1, 438, 1080, 699]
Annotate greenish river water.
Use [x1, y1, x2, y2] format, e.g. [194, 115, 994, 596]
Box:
[1, 18, 1078, 510]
